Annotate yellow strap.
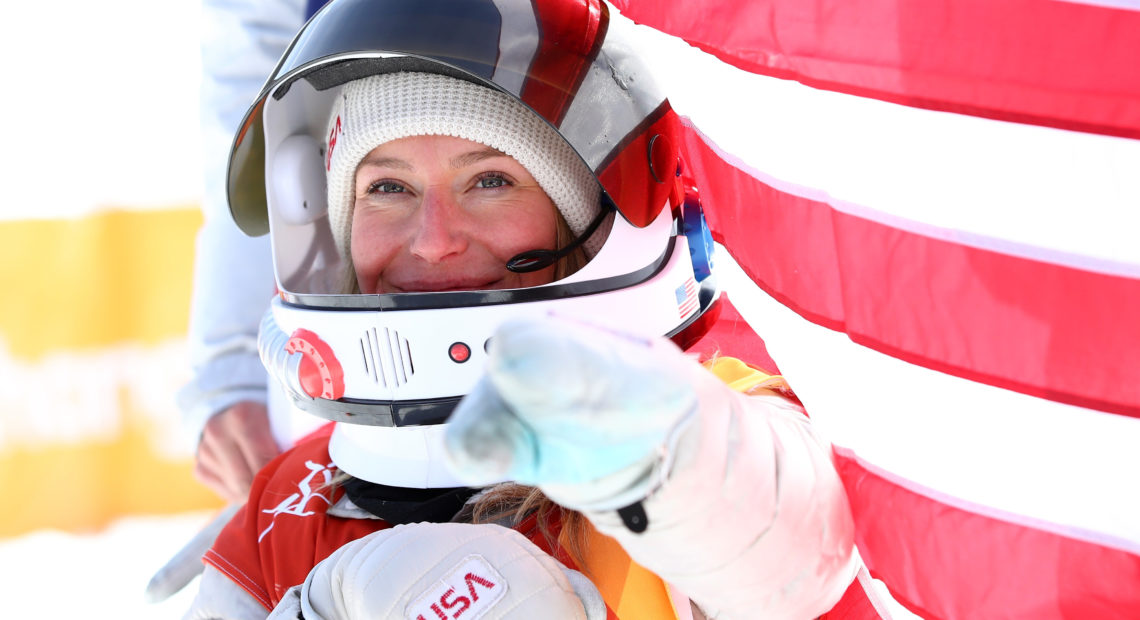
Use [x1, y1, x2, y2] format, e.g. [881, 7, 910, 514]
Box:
[704, 356, 790, 396]
[574, 524, 679, 620]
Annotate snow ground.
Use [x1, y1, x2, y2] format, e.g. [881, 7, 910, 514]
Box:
[0, 511, 214, 619]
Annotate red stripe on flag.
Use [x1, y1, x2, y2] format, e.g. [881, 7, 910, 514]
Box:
[683, 296, 780, 372]
[833, 448, 1140, 619]
[679, 121, 1140, 418]
[612, 0, 1140, 139]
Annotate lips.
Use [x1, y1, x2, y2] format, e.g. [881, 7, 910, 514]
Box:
[388, 278, 501, 293]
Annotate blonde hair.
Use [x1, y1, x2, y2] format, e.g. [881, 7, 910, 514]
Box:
[467, 484, 592, 572]
[319, 474, 592, 571]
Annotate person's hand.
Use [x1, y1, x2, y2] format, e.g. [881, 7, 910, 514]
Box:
[268, 522, 605, 620]
[445, 317, 858, 619]
[194, 401, 280, 502]
[442, 315, 705, 510]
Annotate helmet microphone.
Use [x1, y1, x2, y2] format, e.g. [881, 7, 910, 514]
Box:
[505, 202, 613, 273]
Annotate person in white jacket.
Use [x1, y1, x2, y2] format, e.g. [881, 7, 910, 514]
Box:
[181, 0, 313, 502]
[185, 1, 858, 618]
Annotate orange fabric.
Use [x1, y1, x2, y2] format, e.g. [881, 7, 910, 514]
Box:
[566, 521, 679, 620]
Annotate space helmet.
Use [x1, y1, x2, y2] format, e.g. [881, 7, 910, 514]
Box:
[227, 0, 718, 487]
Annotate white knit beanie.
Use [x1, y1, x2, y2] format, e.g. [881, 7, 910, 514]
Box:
[324, 72, 603, 259]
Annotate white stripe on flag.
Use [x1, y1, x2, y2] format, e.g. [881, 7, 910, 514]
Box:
[620, 17, 1140, 274]
[719, 249, 1140, 551]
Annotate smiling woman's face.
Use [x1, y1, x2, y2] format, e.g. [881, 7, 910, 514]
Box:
[349, 134, 561, 294]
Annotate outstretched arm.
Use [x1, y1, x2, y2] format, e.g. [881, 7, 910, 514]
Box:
[444, 315, 857, 619]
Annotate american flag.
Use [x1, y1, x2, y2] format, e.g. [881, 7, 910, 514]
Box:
[612, 0, 1140, 617]
[674, 277, 699, 319]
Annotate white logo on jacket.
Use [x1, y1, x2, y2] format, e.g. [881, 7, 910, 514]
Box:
[258, 460, 335, 542]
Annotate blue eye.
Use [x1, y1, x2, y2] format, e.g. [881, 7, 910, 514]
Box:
[368, 181, 405, 194]
[476, 174, 510, 189]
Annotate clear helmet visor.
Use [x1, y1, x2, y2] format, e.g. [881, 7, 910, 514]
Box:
[226, 0, 687, 303]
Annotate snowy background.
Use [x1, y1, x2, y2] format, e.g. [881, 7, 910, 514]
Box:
[1, 1, 216, 617]
[0, 512, 213, 617]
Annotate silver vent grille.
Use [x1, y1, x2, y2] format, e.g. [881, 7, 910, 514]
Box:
[360, 328, 414, 387]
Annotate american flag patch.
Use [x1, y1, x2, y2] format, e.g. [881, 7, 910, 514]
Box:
[675, 278, 699, 318]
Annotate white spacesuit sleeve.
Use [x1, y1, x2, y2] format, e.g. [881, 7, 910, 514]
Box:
[443, 316, 857, 619]
[574, 384, 858, 619]
[183, 565, 272, 620]
[177, 0, 307, 446]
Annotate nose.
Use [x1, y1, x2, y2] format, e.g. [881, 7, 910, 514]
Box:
[408, 186, 468, 263]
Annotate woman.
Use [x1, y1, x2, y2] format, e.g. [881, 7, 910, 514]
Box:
[186, 1, 857, 618]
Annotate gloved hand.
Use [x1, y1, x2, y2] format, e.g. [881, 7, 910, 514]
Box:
[267, 522, 606, 620]
[443, 315, 858, 619]
[442, 315, 709, 511]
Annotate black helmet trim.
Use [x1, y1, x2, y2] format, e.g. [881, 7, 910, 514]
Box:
[273, 55, 494, 102]
[281, 229, 676, 311]
[281, 279, 721, 429]
[293, 393, 460, 427]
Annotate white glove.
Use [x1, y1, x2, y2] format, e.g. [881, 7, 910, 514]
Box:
[443, 315, 701, 510]
[442, 315, 857, 619]
[269, 522, 606, 620]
